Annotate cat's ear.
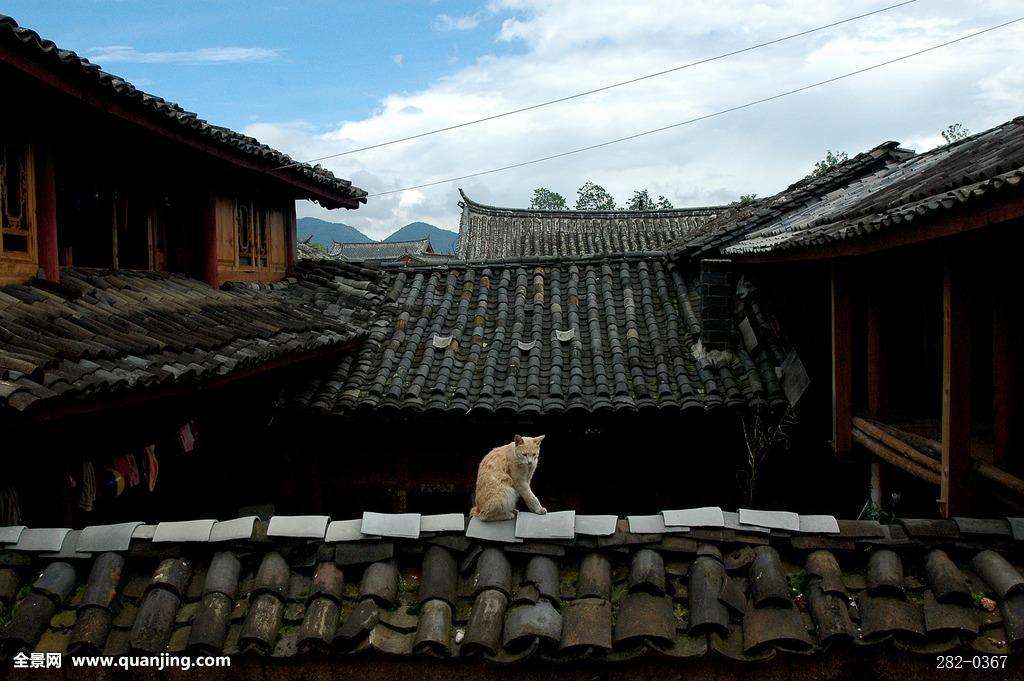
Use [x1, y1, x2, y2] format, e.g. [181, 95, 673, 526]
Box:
[514, 434, 524, 445]
[535, 435, 546, 444]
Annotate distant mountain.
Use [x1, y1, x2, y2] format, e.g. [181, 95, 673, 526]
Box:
[297, 217, 459, 254]
[384, 222, 459, 254]
[297, 217, 372, 246]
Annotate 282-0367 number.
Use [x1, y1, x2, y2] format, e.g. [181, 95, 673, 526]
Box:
[936, 655, 1007, 669]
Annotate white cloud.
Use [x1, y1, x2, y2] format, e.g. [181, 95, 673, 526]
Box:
[433, 12, 483, 31]
[392, 53, 404, 66]
[247, 0, 1024, 238]
[89, 45, 281, 65]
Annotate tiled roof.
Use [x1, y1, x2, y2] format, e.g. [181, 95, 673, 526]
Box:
[457, 190, 723, 260]
[330, 239, 436, 262]
[0, 15, 366, 208]
[285, 254, 791, 415]
[678, 116, 1024, 257]
[672, 142, 913, 257]
[0, 260, 386, 415]
[2, 509, 1024, 665]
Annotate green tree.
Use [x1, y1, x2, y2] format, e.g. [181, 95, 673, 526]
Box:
[731, 193, 758, 206]
[574, 181, 616, 211]
[655, 195, 673, 209]
[529, 187, 568, 210]
[940, 122, 970, 145]
[625, 189, 657, 211]
[811, 150, 848, 177]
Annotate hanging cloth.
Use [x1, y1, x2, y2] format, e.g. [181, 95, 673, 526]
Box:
[0, 486, 22, 526]
[178, 421, 196, 453]
[78, 461, 96, 512]
[144, 445, 159, 492]
[124, 455, 141, 488]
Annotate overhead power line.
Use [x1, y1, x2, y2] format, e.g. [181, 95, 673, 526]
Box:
[365, 17, 1022, 198]
[280, 0, 918, 168]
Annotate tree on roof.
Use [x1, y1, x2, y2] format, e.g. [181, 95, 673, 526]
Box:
[529, 187, 568, 210]
[623, 189, 674, 210]
[574, 181, 616, 210]
[940, 122, 971, 145]
[811, 150, 849, 177]
[625, 189, 657, 211]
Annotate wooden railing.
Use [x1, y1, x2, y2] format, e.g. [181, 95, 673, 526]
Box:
[852, 416, 1024, 498]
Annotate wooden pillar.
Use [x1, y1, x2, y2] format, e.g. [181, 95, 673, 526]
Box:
[993, 285, 1013, 470]
[202, 192, 219, 289]
[34, 144, 59, 281]
[866, 279, 887, 507]
[285, 200, 297, 275]
[940, 253, 972, 517]
[830, 260, 852, 455]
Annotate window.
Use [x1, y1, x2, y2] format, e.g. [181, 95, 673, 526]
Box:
[1, 144, 30, 254]
[256, 207, 269, 267]
[237, 200, 269, 268]
[237, 202, 253, 266]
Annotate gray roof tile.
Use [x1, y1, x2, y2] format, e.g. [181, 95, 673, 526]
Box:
[325, 519, 376, 543]
[266, 516, 330, 540]
[573, 515, 618, 536]
[0, 526, 26, 544]
[466, 518, 521, 543]
[420, 513, 465, 533]
[515, 511, 575, 540]
[78, 522, 143, 552]
[152, 520, 217, 543]
[210, 517, 257, 542]
[360, 512, 421, 539]
[663, 507, 725, 528]
[11, 528, 71, 552]
[738, 509, 800, 532]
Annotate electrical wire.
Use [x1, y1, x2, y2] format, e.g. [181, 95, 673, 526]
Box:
[278, 0, 918, 168]
[365, 17, 1022, 198]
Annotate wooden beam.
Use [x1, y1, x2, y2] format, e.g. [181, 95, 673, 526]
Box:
[993, 283, 1013, 470]
[853, 428, 940, 485]
[857, 417, 1024, 500]
[831, 261, 853, 455]
[732, 194, 1024, 264]
[940, 253, 972, 517]
[33, 143, 59, 281]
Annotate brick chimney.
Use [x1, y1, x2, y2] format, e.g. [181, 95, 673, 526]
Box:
[699, 258, 735, 352]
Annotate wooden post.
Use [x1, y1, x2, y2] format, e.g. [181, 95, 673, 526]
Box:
[202, 192, 219, 289]
[866, 277, 886, 508]
[831, 260, 852, 455]
[285, 199, 297, 275]
[940, 253, 972, 517]
[34, 144, 59, 281]
[993, 285, 1013, 470]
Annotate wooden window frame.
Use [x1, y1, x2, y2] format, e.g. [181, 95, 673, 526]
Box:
[0, 143, 37, 263]
[235, 198, 270, 270]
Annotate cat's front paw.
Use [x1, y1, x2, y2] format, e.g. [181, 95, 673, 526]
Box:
[535, 506, 547, 515]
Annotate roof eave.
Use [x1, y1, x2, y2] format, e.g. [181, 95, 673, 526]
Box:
[0, 29, 366, 208]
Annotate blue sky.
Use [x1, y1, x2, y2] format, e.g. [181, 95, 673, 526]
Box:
[4, 1, 518, 131]
[4, 2, 1023, 238]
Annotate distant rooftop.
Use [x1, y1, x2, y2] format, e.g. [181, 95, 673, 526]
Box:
[330, 239, 435, 262]
[456, 190, 724, 260]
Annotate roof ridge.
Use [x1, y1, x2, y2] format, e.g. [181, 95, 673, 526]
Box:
[458, 188, 726, 217]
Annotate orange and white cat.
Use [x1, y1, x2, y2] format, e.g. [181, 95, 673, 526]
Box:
[470, 435, 547, 521]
